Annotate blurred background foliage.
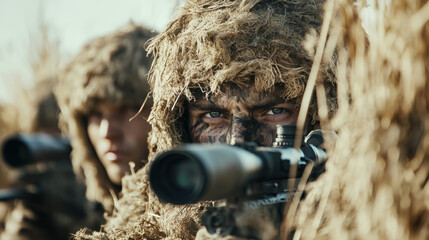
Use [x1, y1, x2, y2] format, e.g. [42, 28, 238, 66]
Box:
[0, 0, 184, 188]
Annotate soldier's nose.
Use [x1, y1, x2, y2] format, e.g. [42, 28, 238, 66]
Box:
[228, 116, 254, 145]
[99, 118, 121, 139]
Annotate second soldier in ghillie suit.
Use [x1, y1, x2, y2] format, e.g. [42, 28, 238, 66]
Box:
[75, 1, 337, 239]
[55, 23, 156, 220]
[0, 77, 100, 240]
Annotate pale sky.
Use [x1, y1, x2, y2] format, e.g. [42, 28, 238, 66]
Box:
[0, 0, 181, 102]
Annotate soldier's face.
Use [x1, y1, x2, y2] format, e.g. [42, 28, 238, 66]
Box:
[187, 84, 299, 146]
[87, 101, 151, 186]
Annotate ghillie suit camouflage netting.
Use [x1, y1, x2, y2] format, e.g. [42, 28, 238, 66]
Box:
[73, 0, 337, 239]
[284, 0, 429, 239]
[55, 23, 155, 214]
[20, 78, 60, 133]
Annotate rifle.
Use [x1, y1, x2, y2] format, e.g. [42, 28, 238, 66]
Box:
[2, 133, 71, 168]
[0, 133, 86, 217]
[149, 125, 335, 237]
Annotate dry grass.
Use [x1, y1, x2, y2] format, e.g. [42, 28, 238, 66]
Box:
[284, 0, 429, 239]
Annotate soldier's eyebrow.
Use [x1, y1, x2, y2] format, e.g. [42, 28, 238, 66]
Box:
[246, 99, 288, 110]
[188, 97, 290, 111]
[188, 100, 221, 110]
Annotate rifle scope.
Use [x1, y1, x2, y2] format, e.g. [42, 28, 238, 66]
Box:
[149, 125, 328, 205]
[2, 133, 71, 168]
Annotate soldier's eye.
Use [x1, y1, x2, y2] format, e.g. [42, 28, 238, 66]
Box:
[267, 108, 284, 115]
[201, 111, 227, 125]
[205, 111, 223, 118]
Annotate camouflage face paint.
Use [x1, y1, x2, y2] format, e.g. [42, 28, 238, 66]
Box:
[187, 83, 299, 146]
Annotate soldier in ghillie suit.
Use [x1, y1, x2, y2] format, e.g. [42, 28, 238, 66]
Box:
[55, 23, 155, 218]
[74, 1, 337, 240]
[0, 77, 100, 240]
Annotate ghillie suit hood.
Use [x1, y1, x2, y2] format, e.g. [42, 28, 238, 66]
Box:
[148, 0, 337, 151]
[285, 0, 429, 239]
[21, 78, 60, 133]
[55, 23, 155, 214]
[74, 0, 337, 239]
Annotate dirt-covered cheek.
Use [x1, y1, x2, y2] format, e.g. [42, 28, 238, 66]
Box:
[189, 119, 228, 143]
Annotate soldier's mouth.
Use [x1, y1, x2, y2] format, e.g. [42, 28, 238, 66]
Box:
[105, 150, 128, 161]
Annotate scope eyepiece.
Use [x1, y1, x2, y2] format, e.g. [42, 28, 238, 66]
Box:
[273, 125, 306, 148]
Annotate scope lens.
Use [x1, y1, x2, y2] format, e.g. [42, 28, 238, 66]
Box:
[168, 158, 202, 192]
[150, 151, 206, 204]
[3, 139, 32, 167]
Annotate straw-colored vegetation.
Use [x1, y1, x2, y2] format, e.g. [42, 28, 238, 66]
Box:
[284, 0, 429, 239]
